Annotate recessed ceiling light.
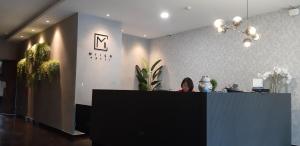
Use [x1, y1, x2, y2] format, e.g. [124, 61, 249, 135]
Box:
[46, 20, 50, 23]
[20, 35, 24, 38]
[106, 13, 110, 17]
[160, 11, 170, 19]
[143, 34, 147, 37]
[31, 29, 35, 32]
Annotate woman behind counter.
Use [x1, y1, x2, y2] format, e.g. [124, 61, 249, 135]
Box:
[179, 77, 194, 92]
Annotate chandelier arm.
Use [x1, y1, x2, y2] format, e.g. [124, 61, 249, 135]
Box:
[224, 24, 243, 33]
[246, 0, 249, 26]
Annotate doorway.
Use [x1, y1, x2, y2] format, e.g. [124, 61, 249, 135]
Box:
[0, 60, 17, 114]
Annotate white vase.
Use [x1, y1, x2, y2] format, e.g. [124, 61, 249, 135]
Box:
[198, 76, 212, 92]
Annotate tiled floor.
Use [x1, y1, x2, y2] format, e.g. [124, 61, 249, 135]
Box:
[0, 115, 91, 146]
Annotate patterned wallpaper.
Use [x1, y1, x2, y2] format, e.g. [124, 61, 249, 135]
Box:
[150, 10, 300, 144]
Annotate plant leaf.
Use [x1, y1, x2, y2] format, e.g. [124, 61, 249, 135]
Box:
[136, 65, 148, 85]
[152, 70, 162, 80]
[141, 68, 149, 78]
[152, 82, 161, 90]
[151, 59, 162, 71]
[136, 65, 141, 71]
[151, 80, 161, 85]
[136, 75, 147, 84]
[135, 65, 141, 73]
[136, 65, 143, 77]
[139, 83, 148, 91]
[152, 66, 163, 79]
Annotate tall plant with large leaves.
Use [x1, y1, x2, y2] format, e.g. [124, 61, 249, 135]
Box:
[136, 59, 163, 91]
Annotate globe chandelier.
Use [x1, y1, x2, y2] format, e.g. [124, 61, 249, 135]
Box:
[213, 0, 260, 48]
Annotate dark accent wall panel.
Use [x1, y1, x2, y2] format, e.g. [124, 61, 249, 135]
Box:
[75, 104, 91, 134]
[0, 38, 20, 60]
[207, 93, 291, 146]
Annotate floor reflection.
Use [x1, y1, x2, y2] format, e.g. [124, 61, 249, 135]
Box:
[0, 115, 91, 146]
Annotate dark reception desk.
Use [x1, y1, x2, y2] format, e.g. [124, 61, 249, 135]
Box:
[91, 90, 291, 146]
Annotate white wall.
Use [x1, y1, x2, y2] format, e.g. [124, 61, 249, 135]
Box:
[149, 10, 300, 144]
[121, 34, 150, 90]
[75, 14, 150, 105]
[75, 14, 123, 105]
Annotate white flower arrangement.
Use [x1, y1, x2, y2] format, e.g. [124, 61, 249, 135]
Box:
[258, 66, 292, 93]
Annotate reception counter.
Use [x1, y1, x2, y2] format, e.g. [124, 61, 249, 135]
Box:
[91, 90, 291, 146]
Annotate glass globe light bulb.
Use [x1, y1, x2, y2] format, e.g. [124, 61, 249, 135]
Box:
[232, 16, 242, 26]
[254, 34, 260, 41]
[243, 38, 252, 48]
[217, 27, 225, 33]
[246, 26, 257, 36]
[214, 19, 225, 28]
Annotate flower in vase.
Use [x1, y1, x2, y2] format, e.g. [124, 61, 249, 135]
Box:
[287, 74, 292, 84]
[273, 66, 282, 74]
[258, 67, 292, 93]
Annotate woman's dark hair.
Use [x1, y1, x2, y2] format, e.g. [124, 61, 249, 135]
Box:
[181, 77, 194, 92]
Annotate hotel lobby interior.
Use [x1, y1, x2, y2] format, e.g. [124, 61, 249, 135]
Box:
[0, 0, 299, 146]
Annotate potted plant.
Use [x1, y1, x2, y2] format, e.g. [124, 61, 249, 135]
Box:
[210, 79, 218, 91]
[136, 59, 163, 91]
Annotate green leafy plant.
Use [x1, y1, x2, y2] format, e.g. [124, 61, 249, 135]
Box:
[17, 58, 27, 77]
[136, 59, 163, 91]
[17, 43, 60, 86]
[17, 57, 36, 86]
[35, 43, 51, 66]
[39, 60, 60, 81]
[25, 46, 35, 64]
[210, 79, 218, 91]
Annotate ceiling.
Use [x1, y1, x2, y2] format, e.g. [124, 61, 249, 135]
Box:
[0, 0, 60, 39]
[2, 0, 300, 40]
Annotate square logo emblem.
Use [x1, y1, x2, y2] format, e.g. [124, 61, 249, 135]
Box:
[94, 33, 108, 51]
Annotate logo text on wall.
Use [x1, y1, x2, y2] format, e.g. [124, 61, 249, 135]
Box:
[90, 33, 112, 62]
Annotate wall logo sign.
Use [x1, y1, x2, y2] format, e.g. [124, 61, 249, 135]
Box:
[94, 33, 108, 51]
[88, 52, 112, 62]
[90, 33, 112, 62]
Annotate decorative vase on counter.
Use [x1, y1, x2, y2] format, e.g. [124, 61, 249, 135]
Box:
[198, 76, 212, 92]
